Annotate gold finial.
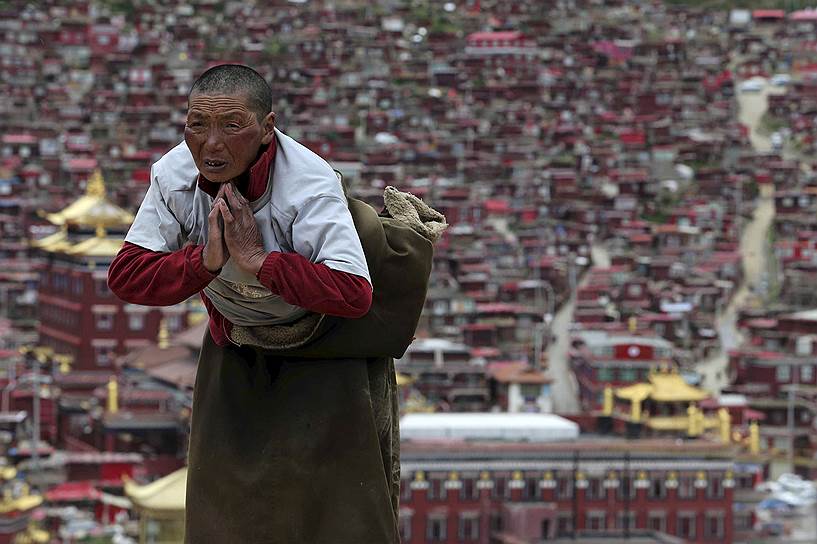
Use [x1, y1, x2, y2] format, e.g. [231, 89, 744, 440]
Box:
[607, 470, 617, 480]
[602, 386, 614, 416]
[687, 404, 701, 437]
[86, 170, 106, 197]
[107, 377, 119, 414]
[480, 471, 491, 481]
[696, 471, 706, 481]
[158, 318, 170, 349]
[448, 471, 459, 481]
[631, 398, 642, 423]
[628, 316, 637, 333]
[667, 471, 677, 481]
[542, 471, 553, 481]
[55, 354, 73, 374]
[749, 420, 760, 455]
[414, 471, 425, 482]
[95, 225, 106, 238]
[512, 470, 523, 481]
[718, 408, 731, 444]
[637, 470, 647, 481]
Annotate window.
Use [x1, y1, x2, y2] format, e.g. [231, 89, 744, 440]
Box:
[166, 314, 182, 332]
[400, 480, 411, 502]
[95, 279, 110, 297]
[460, 478, 479, 501]
[619, 368, 637, 382]
[541, 518, 552, 539]
[734, 510, 753, 531]
[128, 314, 144, 331]
[398, 512, 412, 542]
[677, 512, 696, 539]
[708, 474, 724, 499]
[523, 477, 539, 501]
[587, 511, 606, 531]
[426, 515, 446, 542]
[586, 478, 604, 500]
[95, 346, 112, 366]
[556, 514, 573, 537]
[72, 277, 83, 295]
[520, 384, 540, 399]
[597, 367, 614, 381]
[705, 512, 724, 538]
[492, 476, 508, 500]
[96, 313, 114, 331]
[429, 478, 446, 501]
[556, 474, 573, 500]
[648, 511, 666, 533]
[678, 475, 695, 499]
[458, 514, 479, 541]
[801, 365, 814, 382]
[649, 475, 666, 499]
[617, 476, 636, 500]
[776, 364, 791, 383]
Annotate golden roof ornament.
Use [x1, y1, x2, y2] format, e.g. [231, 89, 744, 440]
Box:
[158, 319, 170, 349]
[86, 169, 106, 197]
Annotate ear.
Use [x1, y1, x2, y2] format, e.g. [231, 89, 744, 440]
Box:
[261, 112, 276, 144]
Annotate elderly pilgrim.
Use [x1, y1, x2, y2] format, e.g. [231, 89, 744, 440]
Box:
[108, 64, 441, 543]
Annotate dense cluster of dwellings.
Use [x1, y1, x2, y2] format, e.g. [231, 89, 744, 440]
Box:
[2, 0, 817, 542]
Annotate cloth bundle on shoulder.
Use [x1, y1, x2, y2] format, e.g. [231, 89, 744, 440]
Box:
[229, 185, 447, 358]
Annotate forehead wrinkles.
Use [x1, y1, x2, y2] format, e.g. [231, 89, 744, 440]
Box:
[188, 94, 251, 115]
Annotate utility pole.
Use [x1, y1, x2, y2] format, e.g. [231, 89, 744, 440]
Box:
[788, 363, 799, 473]
[31, 354, 41, 476]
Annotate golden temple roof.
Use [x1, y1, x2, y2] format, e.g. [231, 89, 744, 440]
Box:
[616, 370, 709, 403]
[124, 467, 186, 513]
[646, 415, 718, 431]
[0, 491, 42, 515]
[31, 228, 71, 252]
[64, 227, 125, 258]
[44, 170, 134, 229]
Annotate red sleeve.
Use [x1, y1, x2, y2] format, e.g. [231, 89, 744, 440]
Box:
[108, 242, 218, 306]
[256, 252, 372, 318]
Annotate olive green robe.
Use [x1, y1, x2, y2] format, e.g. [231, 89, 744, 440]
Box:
[185, 195, 440, 543]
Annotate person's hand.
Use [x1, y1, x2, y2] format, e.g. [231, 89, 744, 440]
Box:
[202, 184, 230, 273]
[218, 183, 267, 275]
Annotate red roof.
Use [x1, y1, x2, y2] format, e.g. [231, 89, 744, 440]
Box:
[2, 134, 37, 145]
[66, 158, 98, 171]
[483, 199, 510, 213]
[753, 9, 785, 19]
[45, 481, 101, 502]
[466, 31, 523, 43]
[791, 9, 817, 21]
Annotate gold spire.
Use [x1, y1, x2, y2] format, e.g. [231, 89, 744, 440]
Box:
[86, 169, 106, 197]
[158, 319, 170, 349]
[749, 420, 760, 455]
[107, 377, 119, 414]
[718, 407, 731, 444]
[602, 386, 613, 416]
[44, 168, 134, 229]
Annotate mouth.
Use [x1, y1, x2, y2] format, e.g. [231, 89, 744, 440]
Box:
[203, 159, 227, 171]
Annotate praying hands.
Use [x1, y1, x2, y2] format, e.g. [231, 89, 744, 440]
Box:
[215, 182, 268, 275]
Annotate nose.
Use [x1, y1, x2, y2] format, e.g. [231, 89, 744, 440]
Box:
[204, 126, 225, 152]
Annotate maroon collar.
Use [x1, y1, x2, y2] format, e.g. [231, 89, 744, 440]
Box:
[196, 137, 277, 201]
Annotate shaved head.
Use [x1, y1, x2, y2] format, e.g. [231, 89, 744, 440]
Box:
[189, 64, 273, 122]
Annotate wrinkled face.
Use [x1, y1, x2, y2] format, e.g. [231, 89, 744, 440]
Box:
[184, 93, 275, 183]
